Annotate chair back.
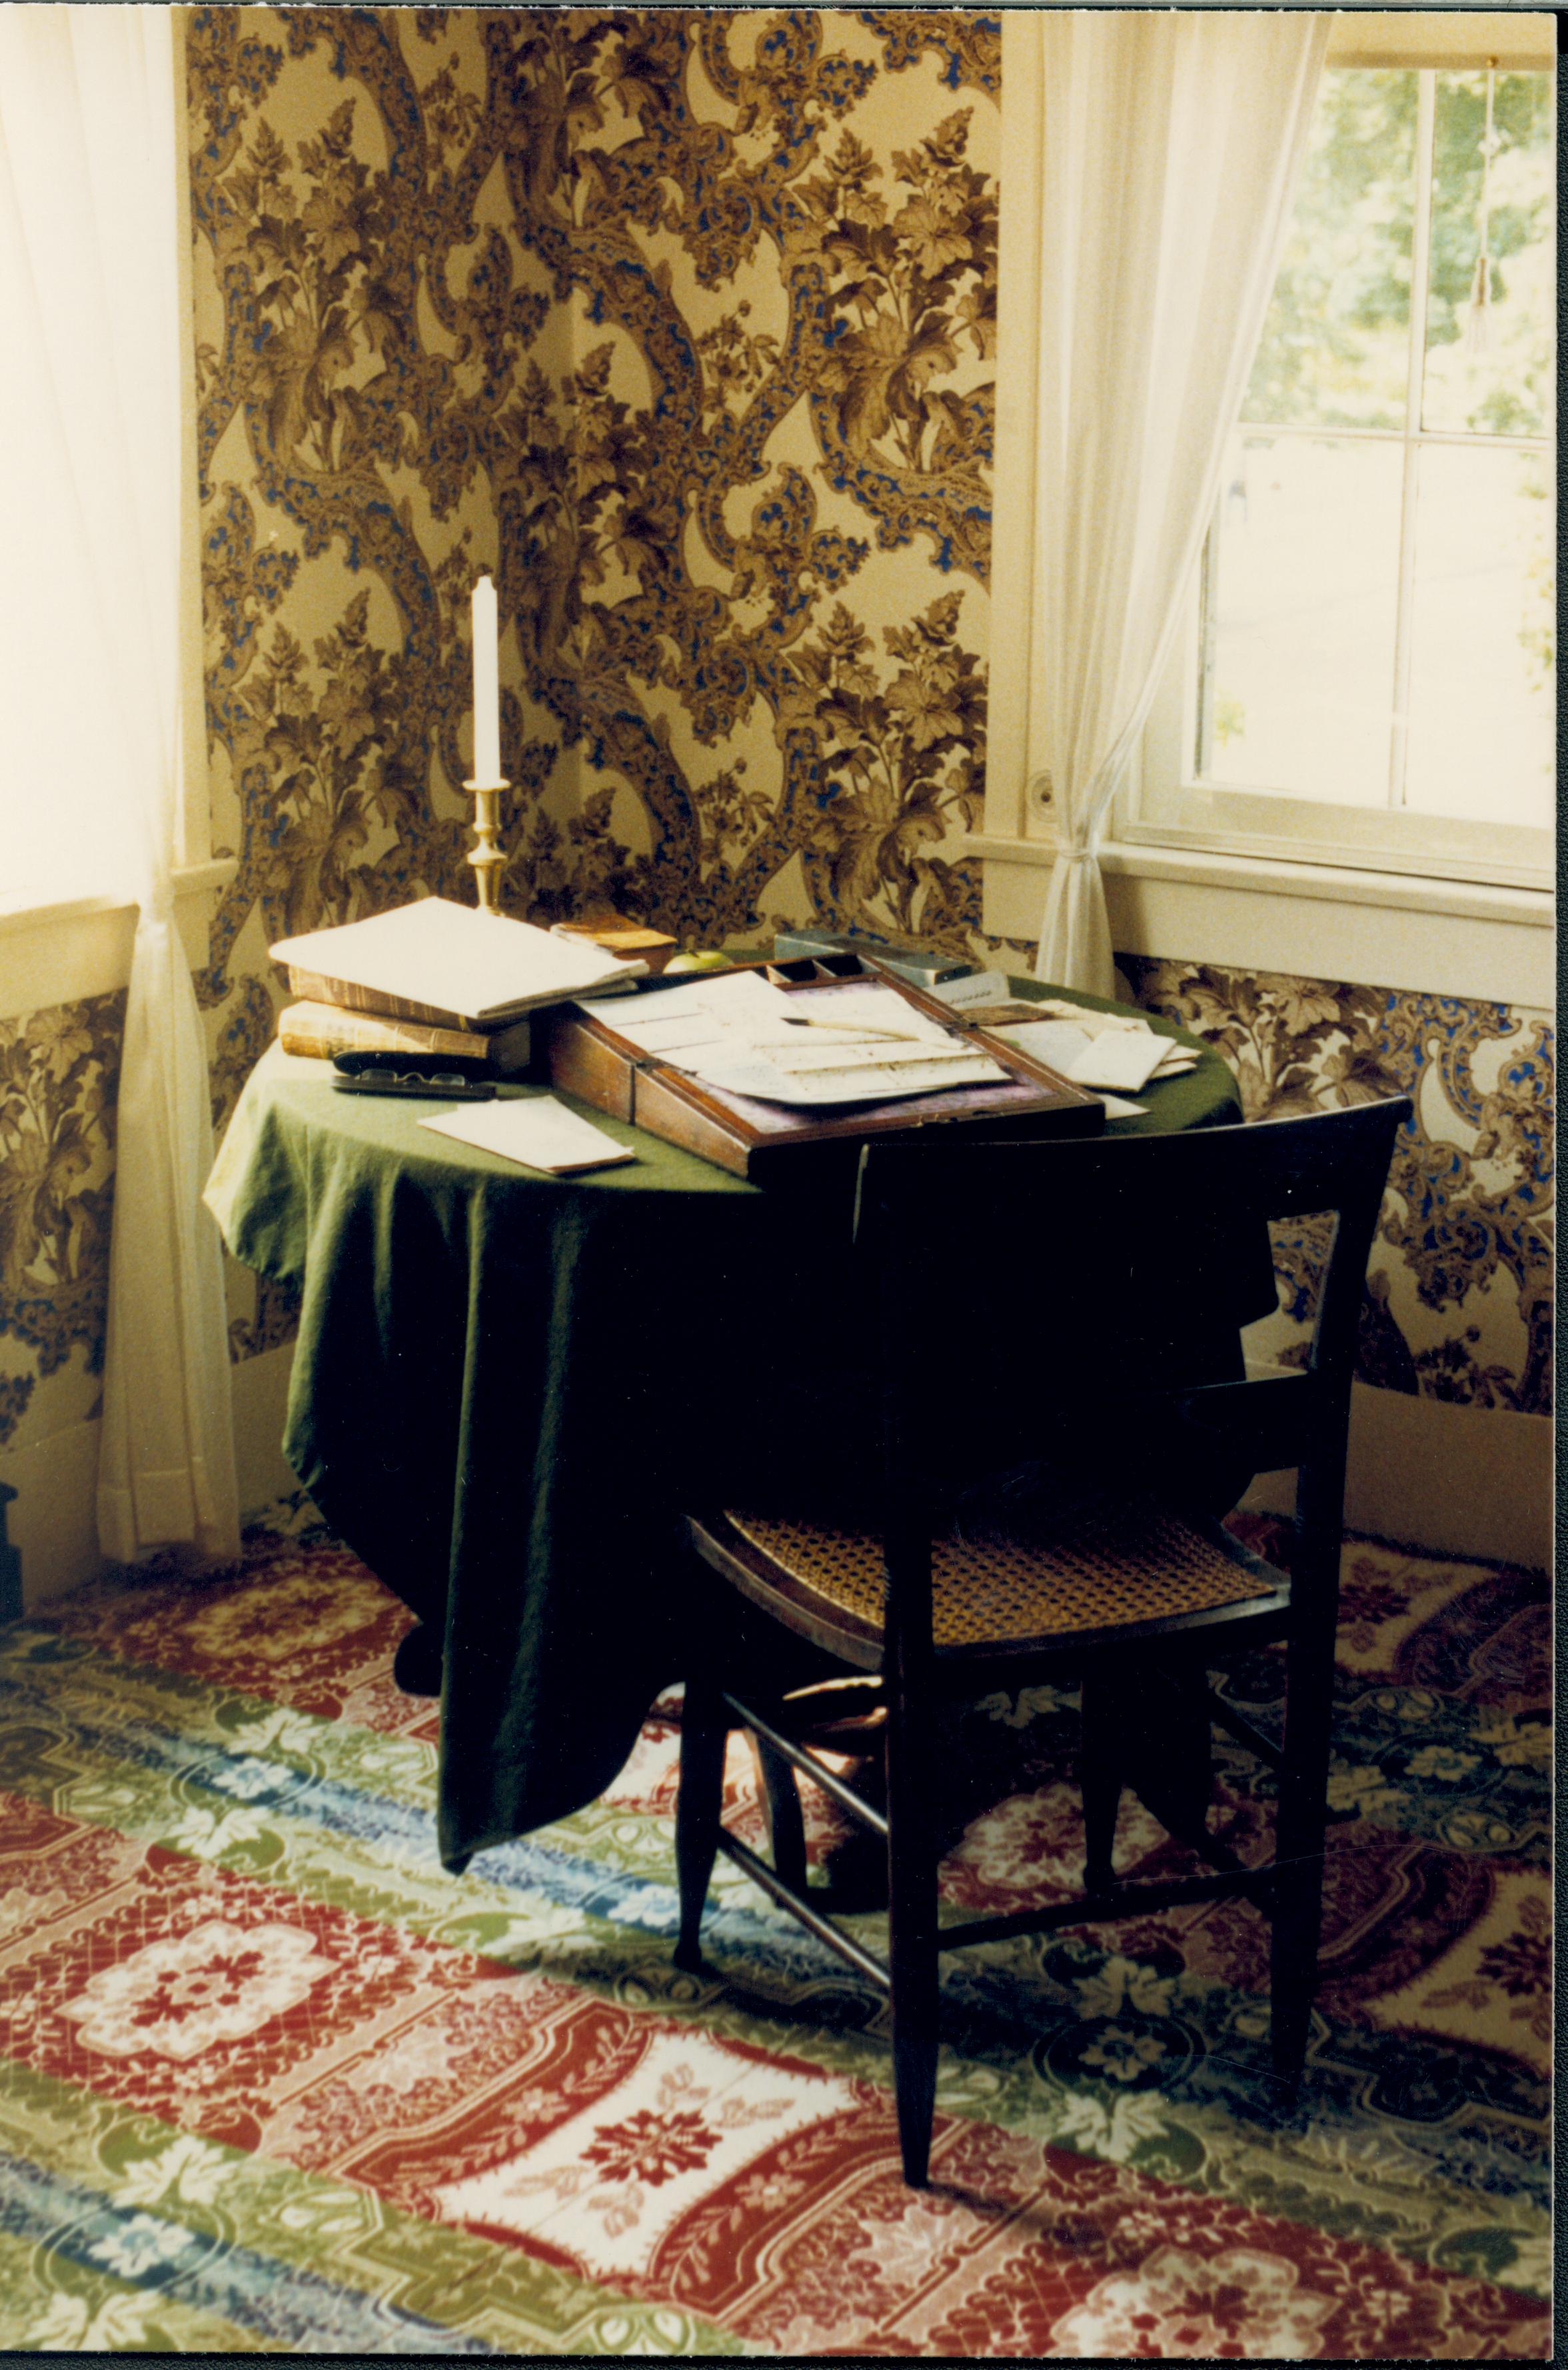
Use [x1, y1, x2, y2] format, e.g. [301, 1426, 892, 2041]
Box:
[854, 1098, 1411, 1656]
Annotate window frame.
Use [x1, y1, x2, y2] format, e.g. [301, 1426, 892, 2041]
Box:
[1126, 44, 1555, 894]
[0, 11, 231, 1022]
[975, 11, 1555, 1007]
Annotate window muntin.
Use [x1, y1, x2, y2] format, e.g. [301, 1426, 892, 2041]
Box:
[1405, 441, 1553, 822]
[1135, 62, 1553, 888]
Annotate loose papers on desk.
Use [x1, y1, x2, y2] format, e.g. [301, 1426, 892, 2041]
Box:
[932, 974, 1197, 1093]
[420, 1094, 634, 1174]
[989, 1012, 1193, 1093]
[577, 972, 1008, 1108]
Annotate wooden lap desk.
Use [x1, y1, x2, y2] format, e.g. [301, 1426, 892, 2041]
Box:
[205, 979, 1261, 1872]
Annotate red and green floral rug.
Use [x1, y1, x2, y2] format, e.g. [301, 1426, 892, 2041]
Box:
[0, 1504, 1549, 2354]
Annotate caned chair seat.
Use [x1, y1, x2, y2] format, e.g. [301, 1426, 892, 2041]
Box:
[674, 1100, 1413, 2187]
[720, 1499, 1284, 1657]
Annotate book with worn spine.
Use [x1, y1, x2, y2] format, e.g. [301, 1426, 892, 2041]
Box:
[278, 999, 532, 1074]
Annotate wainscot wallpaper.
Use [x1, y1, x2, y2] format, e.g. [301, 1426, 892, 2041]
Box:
[0, 9, 1550, 1499]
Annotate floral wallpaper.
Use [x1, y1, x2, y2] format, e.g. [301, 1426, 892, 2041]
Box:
[491, 7, 1000, 950]
[0, 8, 1550, 1478]
[1124, 964, 1553, 1418]
[0, 998, 124, 1454]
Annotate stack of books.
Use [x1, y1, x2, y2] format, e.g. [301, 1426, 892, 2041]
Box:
[272, 897, 650, 1076]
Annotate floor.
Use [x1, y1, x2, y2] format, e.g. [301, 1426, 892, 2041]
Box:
[0, 1502, 1549, 2356]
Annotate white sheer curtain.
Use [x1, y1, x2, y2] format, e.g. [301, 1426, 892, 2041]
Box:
[1005, 11, 1329, 994]
[0, 9, 239, 1562]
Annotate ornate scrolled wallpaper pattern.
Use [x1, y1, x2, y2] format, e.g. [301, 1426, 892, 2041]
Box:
[490, 8, 1000, 953]
[0, 8, 1550, 1469]
[1124, 964, 1552, 1416]
[0, 998, 124, 1453]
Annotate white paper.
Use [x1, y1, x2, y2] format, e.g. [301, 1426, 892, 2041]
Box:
[992, 1006, 1193, 1083]
[577, 971, 1018, 1108]
[988, 1018, 1092, 1072]
[695, 1052, 1006, 1107]
[928, 970, 1012, 1010]
[594, 1010, 728, 1054]
[1027, 998, 1145, 1038]
[930, 979, 1196, 1065]
[578, 971, 791, 1031]
[418, 1094, 635, 1174]
[583, 975, 964, 1094]
[725, 1038, 978, 1079]
[785, 985, 952, 1045]
[1066, 1029, 1170, 1092]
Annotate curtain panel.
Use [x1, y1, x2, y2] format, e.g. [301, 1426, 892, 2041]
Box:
[0, 7, 239, 1563]
[994, 11, 1330, 996]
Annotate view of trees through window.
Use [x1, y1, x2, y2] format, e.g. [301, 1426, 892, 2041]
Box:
[1197, 67, 1553, 827]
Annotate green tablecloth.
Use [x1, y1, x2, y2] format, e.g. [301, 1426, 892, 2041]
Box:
[205, 981, 1249, 1868]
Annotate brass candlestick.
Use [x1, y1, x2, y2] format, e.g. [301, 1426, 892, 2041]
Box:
[462, 776, 509, 913]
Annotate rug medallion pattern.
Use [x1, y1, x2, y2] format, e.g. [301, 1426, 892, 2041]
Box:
[0, 1507, 1548, 2355]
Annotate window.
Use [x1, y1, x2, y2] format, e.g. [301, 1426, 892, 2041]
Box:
[1132, 46, 1553, 892]
[0, 9, 225, 1019]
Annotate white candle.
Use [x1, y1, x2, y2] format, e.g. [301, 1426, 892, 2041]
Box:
[471, 575, 500, 782]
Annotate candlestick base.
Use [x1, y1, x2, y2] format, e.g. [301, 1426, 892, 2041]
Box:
[462, 776, 510, 914]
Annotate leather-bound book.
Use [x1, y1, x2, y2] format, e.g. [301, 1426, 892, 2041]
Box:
[277, 1000, 532, 1074]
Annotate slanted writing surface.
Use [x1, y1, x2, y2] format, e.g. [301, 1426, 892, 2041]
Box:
[576, 972, 1008, 1106]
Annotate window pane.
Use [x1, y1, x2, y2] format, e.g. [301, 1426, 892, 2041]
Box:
[1200, 435, 1402, 806]
[1405, 444, 1554, 824]
[0, 378, 130, 906]
[1422, 71, 1554, 438]
[1241, 69, 1415, 432]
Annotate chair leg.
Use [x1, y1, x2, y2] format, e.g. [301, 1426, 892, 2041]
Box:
[884, 1688, 939, 2186]
[675, 1678, 726, 1974]
[1269, 1595, 1339, 2092]
[1131, 1663, 1215, 1856]
[750, 1734, 808, 1894]
[1079, 1660, 1123, 1893]
[1269, 1857, 1322, 2093]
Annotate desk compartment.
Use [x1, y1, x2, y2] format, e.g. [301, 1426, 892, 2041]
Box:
[539, 963, 1103, 1183]
[544, 1012, 636, 1120]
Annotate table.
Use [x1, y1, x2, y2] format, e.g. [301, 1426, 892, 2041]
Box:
[205, 979, 1255, 1871]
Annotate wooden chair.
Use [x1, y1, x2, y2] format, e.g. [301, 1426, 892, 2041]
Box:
[674, 1097, 1410, 2186]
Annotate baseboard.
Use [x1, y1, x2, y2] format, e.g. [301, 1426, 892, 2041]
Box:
[1243, 1382, 1551, 1571]
[0, 1418, 109, 1610]
[0, 1343, 299, 1613]
[231, 1342, 299, 1516]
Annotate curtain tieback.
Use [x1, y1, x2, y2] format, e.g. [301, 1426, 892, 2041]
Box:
[137, 874, 176, 931]
[1056, 818, 1110, 867]
[1054, 760, 1121, 866]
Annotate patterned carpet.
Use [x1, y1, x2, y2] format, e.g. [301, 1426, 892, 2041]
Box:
[0, 1502, 1549, 2355]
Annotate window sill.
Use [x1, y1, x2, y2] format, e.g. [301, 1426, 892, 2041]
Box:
[0, 858, 237, 1022]
[963, 833, 1553, 1010]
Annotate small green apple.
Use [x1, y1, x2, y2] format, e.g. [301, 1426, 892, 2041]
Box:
[665, 950, 734, 974]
